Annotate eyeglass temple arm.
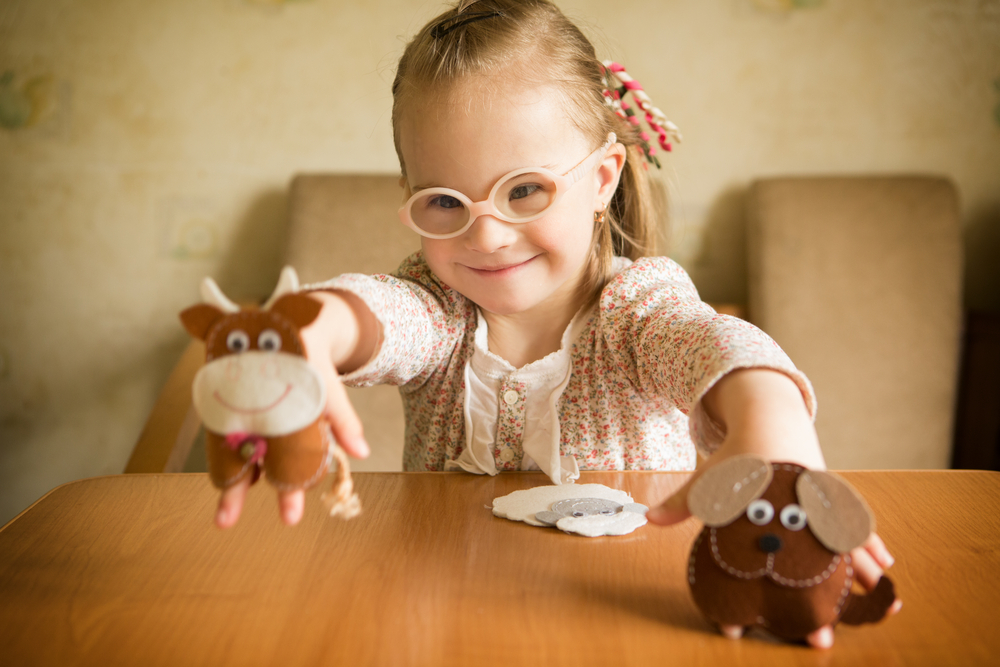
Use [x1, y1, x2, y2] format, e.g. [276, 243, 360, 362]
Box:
[564, 132, 617, 185]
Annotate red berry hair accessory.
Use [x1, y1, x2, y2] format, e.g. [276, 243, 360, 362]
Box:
[601, 61, 682, 168]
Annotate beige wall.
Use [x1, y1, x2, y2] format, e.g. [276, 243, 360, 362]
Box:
[2, 0, 998, 524]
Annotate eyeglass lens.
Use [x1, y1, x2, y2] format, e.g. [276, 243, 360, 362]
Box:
[409, 171, 559, 236]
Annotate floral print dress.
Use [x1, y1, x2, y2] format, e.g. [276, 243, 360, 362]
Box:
[313, 252, 815, 483]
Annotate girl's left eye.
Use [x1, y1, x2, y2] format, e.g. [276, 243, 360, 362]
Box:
[258, 329, 282, 351]
[509, 183, 541, 200]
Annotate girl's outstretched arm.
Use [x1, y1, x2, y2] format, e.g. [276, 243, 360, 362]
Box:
[215, 290, 379, 528]
[645, 368, 900, 647]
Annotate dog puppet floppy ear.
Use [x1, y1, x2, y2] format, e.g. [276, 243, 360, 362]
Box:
[797, 470, 874, 553]
[687, 454, 774, 526]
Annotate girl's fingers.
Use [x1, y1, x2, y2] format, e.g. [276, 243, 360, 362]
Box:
[279, 490, 306, 526]
[216, 474, 252, 529]
[862, 532, 895, 569]
[645, 476, 694, 526]
[323, 370, 370, 459]
[850, 543, 884, 591]
[806, 625, 834, 649]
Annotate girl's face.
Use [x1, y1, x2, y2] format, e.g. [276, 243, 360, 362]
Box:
[397, 80, 624, 317]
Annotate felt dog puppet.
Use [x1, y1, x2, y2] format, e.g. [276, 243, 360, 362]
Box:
[686, 455, 896, 642]
[180, 267, 360, 519]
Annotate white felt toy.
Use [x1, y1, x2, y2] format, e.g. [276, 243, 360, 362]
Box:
[492, 484, 648, 537]
[555, 510, 647, 537]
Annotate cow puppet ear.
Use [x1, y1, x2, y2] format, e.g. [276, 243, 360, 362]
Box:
[687, 454, 773, 526]
[180, 304, 224, 341]
[796, 470, 874, 553]
[270, 292, 323, 329]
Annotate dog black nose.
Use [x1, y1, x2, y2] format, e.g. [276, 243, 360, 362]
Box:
[759, 533, 783, 553]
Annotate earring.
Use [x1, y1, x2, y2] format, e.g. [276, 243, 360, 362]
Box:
[594, 206, 607, 224]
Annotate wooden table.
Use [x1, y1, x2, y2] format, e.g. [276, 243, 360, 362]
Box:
[1, 471, 998, 666]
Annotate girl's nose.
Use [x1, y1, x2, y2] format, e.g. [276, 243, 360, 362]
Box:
[463, 214, 517, 253]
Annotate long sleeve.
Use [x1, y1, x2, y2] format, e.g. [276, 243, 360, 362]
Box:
[599, 257, 816, 456]
[307, 252, 475, 391]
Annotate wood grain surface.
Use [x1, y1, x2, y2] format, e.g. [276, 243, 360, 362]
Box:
[1, 471, 998, 666]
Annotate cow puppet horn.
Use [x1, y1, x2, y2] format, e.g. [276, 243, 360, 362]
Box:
[263, 266, 301, 310]
[200, 277, 240, 313]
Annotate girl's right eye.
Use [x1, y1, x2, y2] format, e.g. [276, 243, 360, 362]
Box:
[429, 194, 463, 210]
[226, 330, 250, 353]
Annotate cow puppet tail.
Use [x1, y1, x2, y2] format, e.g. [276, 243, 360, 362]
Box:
[321, 424, 362, 519]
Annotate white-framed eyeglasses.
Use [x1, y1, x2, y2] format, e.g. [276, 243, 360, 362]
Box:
[398, 133, 617, 239]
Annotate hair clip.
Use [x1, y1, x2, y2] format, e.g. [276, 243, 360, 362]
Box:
[600, 61, 682, 168]
[430, 10, 506, 39]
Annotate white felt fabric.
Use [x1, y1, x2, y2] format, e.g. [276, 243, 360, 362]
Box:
[555, 511, 647, 537]
[492, 483, 637, 527]
[193, 351, 325, 436]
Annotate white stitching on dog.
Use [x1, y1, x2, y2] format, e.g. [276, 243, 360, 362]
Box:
[832, 555, 853, 616]
[689, 532, 704, 585]
[709, 527, 841, 587]
[731, 464, 770, 494]
[801, 472, 833, 509]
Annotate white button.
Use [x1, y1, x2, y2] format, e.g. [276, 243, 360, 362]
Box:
[503, 390, 519, 405]
[499, 449, 515, 462]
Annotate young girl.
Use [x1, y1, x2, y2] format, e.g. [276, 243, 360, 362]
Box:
[215, 0, 897, 646]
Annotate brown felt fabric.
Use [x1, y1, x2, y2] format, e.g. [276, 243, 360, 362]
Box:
[206, 423, 330, 491]
[688, 463, 896, 640]
[687, 454, 773, 526]
[797, 470, 874, 553]
[180, 304, 225, 341]
[270, 293, 323, 330]
[840, 576, 896, 626]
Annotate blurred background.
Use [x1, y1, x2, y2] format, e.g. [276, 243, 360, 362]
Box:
[1, 0, 998, 525]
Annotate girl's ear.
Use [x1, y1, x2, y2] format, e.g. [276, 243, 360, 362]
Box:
[594, 142, 627, 210]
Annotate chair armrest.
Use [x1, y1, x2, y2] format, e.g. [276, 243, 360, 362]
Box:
[125, 340, 204, 473]
[708, 303, 745, 319]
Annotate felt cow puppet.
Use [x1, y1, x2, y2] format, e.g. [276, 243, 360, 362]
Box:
[686, 455, 896, 642]
[180, 267, 361, 519]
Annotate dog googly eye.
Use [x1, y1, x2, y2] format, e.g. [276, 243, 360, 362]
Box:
[226, 330, 250, 353]
[746, 499, 775, 526]
[600, 508, 616, 515]
[258, 329, 282, 352]
[572, 511, 586, 517]
[779, 504, 808, 531]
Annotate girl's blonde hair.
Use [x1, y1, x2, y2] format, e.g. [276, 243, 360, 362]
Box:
[392, 0, 668, 306]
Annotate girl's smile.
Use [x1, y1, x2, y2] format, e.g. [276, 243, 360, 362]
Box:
[462, 255, 537, 276]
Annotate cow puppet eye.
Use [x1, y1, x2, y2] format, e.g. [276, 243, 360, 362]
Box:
[226, 330, 250, 353]
[258, 329, 282, 351]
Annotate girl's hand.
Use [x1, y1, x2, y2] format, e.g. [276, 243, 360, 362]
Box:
[644, 368, 900, 648]
[215, 290, 376, 529]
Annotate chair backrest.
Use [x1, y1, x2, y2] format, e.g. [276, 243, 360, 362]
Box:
[286, 174, 419, 471]
[747, 176, 962, 469]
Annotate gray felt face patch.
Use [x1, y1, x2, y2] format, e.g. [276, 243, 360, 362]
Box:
[535, 498, 648, 525]
[534, 497, 649, 537]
